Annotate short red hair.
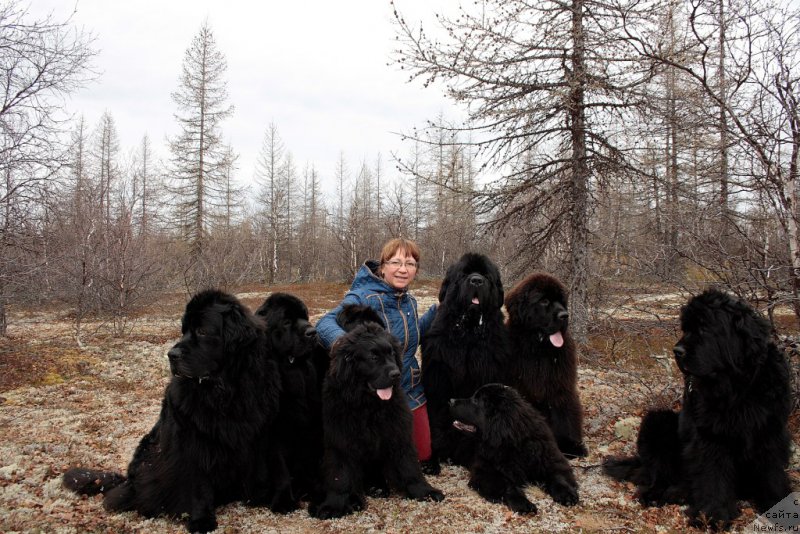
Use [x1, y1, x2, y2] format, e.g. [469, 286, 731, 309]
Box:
[379, 238, 420, 265]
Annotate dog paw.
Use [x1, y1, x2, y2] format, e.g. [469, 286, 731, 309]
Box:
[551, 484, 579, 507]
[366, 485, 389, 498]
[309, 502, 355, 520]
[422, 488, 445, 502]
[407, 481, 445, 502]
[187, 515, 217, 533]
[637, 487, 667, 507]
[348, 493, 366, 511]
[269, 498, 298, 515]
[269, 491, 299, 515]
[309, 493, 364, 520]
[506, 495, 537, 515]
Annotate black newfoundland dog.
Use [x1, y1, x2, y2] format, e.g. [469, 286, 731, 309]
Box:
[603, 288, 792, 530]
[505, 272, 587, 458]
[422, 252, 510, 469]
[63, 290, 291, 533]
[255, 292, 324, 501]
[309, 304, 444, 519]
[450, 384, 579, 514]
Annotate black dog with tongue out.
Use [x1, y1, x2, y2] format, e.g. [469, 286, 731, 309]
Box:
[309, 305, 444, 519]
[505, 272, 587, 458]
[421, 252, 510, 472]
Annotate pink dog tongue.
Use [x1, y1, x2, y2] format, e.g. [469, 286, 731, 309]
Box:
[377, 387, 393, 400]
[472, 297, 479, 304]
[550, 332, 564, 347]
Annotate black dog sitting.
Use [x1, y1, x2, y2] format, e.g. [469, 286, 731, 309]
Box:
[309, 304, 444, 519]
[255, 292, 324, 501]
[505, 272, 587, 458]
[422, 253, 510, 470]
[603, 289, 792, 530]
[450, 383, 579, 514]
[63, 290, 292, 533]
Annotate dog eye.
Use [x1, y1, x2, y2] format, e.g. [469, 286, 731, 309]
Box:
[540, 299, 550, 306]
[195, 328, 217, 338]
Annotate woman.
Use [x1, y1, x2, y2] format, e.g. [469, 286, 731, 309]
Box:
[316, 238, 437, 462]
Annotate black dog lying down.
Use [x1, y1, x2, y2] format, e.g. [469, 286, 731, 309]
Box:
[63, 290, 291, 533]
[603, 289, 792, 530]
[450, 383, 579, 514]
[309, 304, 444, 519]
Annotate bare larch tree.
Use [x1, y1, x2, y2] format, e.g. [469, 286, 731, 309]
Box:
[0, 1, 95, 336]
[393, 0, 652, 340]
[167, 21, 234, 282]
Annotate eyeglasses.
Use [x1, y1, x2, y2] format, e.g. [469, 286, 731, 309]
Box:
[384, 259, 418, 270]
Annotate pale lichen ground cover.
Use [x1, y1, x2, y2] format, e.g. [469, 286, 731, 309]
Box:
[0, 287, 788, 533]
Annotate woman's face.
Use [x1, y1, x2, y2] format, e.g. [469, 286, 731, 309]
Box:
[381, 250, 418, 290]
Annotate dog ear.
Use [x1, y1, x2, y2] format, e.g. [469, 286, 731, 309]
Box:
[504, 289, 520, 324]
[222, 301, 258, 352]
[330, 335, 355, 379]
[491, 263, 504, 306]
[484, 405, 517, 450]
[733, 306, 769, 369]
[438, 274, 451, 303]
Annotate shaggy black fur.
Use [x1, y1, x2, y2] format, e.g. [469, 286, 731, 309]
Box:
[63, 290, 291, 533]
[603, 288, 792, 530]
[421, 253, 510, 470]
[449, 383, 579, 514]
[309, 305, 444, 519]
[505, 272, 587, 458]
[335, 304, 385, 331]
[601, 410, 685, 507]
[255, 292, 323, 501]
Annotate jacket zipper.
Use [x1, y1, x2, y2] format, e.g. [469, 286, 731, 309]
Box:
[397, 293, 409, 354]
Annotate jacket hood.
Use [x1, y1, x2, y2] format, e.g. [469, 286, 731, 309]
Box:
[351, 260, 408, 295]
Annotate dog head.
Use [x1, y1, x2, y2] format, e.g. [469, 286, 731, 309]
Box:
[505, 272, 570, 348]
[167, 289, 259, 383]
[336, 304, 386, 332]
[673, 288, 771, 382]
[330, 322, 402, 401]
[255, 292, 317, 365]
[449, 383, 533, 449]
[438, 253, 504, 318]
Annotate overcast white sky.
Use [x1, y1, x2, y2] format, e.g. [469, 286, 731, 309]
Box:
[30, 0, 460, 196]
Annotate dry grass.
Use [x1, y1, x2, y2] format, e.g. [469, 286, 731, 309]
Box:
[0, 281, 797, 533]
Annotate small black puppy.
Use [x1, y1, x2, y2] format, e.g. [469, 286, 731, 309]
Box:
[450, 383, 579, 514]
[309, 304, 444, 519]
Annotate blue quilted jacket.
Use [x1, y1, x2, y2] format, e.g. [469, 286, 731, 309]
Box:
[316, 260, 437, 410]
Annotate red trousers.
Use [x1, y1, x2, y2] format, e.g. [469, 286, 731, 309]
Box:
[412, 403, 432, 461]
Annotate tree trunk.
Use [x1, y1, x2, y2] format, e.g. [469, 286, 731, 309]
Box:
[568, 0, 590, 343]
[0, 299, 6, 337]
